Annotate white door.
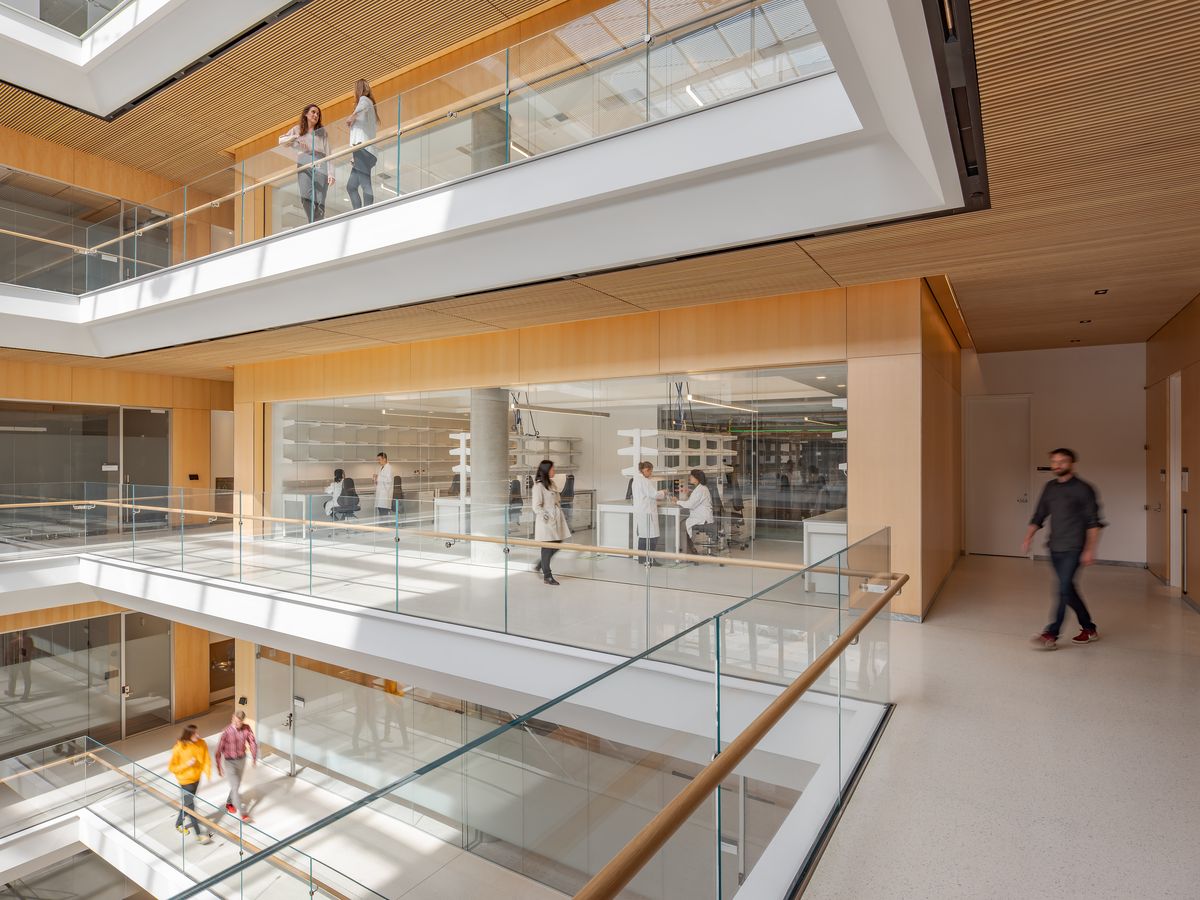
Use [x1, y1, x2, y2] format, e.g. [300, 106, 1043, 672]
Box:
[965, 396, 1031, 556]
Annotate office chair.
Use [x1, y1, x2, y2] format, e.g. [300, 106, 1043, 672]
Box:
[331, 477, 361, 521]
[690, 478, 728, 557]
[507, 479, 523, 533]
[625, 477, 634, 500]
[448, 473, 461, 496]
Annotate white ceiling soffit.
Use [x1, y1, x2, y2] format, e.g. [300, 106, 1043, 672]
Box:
[0, 0, 296, 117]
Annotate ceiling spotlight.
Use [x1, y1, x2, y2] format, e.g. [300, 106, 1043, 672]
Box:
[1093, 289, 1108, 295]
[1079, 319, 1092, 324]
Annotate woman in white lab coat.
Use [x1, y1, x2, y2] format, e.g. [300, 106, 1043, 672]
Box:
[677, 469, 714, 557]
[632, 460, 666, 566]
[323, 468, 346, 517]
[532, 459, 571, 586]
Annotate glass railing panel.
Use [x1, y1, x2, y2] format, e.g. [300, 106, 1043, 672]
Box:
[508, 0, 649, 159]
[397, 49, 511, 193]
[707, 529, 891, 897]
[0, 0, 124, 37]
[182, 167, 240, 261]
[0, 207, 89, 293]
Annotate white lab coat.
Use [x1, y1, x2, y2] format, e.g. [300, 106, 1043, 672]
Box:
[532, 481, 571, 542]
[374, 463, 395, 511]
[677, 483, 713, 535]
[632, 473, 665, 539]
[323, 480, 342, 516]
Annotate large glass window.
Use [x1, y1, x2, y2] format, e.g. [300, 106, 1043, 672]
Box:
[270, 364, 848, 557]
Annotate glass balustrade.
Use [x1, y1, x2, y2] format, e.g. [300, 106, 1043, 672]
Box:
[0, 0, 831, 295]
[163, 531, 895, 899]
[0, 483, 828, 660]
[0, 0, 126, 37]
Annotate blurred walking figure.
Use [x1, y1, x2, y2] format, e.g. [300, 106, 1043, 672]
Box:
[382, 679, 409, 748]
[4, 631, 33, 700]
[346, 79, 379, 209]
[169, 724, 214, 843]
[216, 710, 258, 822]
[1023, 448, 1104, 650]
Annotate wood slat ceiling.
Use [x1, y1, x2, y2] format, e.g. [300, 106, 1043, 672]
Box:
[2, 0, 1198, 377]
[0, 0, 552, 185]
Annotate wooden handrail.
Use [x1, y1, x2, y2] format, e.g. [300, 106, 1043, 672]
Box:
[574, 572, 908, 900]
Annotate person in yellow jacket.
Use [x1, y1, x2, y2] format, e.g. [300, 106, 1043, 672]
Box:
[169, 724, 214, 843]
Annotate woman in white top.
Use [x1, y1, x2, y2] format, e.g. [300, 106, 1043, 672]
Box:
[323, 468, 346, 517]
[345, 79, 379, 209]
[632, 460, 666, 566]
[532, 459, 571, 586]
[677, 468, 714, 556]
[279, 104, 334, 222]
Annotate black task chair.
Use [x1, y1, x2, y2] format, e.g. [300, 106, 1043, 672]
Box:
[507, 479, 523, 533]
[447, 473, 461, 496]
[332, 477, 361, 521]
[625, 477, 634, 500]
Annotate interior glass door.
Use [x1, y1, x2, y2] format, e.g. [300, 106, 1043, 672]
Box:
[121, 612, 173, 738]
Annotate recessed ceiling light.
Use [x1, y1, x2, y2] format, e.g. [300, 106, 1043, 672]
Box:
[1094, 289, 1108, 295]
[1079, 319, 1092, 324]
[816, 376, 827, 381]
[837, 384, 846, 388]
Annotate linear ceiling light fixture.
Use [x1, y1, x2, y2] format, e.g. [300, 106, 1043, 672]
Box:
[0, 426, 48, 432]
[687, 394, 755, 413]
[510, 403, 610, 418]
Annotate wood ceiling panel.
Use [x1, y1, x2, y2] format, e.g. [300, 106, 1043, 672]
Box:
[579, 243, 837, 309]
[433, 280, 642, 327]
[312, 304, 500, 341]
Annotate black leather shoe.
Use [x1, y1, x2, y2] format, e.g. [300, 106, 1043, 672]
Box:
[544, 576, 560, 586]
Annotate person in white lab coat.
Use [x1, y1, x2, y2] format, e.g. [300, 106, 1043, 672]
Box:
[677, 469, 714, 557]
[532, 459, 571, 586]
[323, 468, 346, 517]
[632, 460, 666, 566]
[374, 452, 395, 517]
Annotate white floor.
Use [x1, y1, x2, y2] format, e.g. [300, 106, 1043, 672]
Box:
[806, 555, 1200, 899]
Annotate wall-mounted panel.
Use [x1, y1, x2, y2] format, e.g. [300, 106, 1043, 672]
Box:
[518, 312, 659, 383]
[847, 279, 922, 359]
[660, 290, 845, 373]
[411, 331, 520, 390]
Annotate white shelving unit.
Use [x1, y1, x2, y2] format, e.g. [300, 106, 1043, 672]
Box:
[509, 434, 583, 474]
[618, 428, 736, 480]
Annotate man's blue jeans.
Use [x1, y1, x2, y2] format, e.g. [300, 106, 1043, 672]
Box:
[1046, 549, 1096, 637]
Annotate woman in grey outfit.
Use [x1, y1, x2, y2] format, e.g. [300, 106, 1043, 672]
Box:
[279, 104, 334, 222]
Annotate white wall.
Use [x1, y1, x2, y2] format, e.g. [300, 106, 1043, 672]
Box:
[962, 344, 1146, 564]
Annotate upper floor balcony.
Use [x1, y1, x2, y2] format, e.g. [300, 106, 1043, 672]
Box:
[0, 0, 970, 357]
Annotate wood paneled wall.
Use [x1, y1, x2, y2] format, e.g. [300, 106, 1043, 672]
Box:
[172, 623, 211, 720]
[233, 280, 964, 618]
[0, 360, 233, 410]
[1147, 291, 1200, 594]
[234, 639, 257, 723]
[0, 601, 125, 634]
[846, 279, 963, 617]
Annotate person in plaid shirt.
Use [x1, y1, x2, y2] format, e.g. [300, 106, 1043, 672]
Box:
[216, 710, 258, 821]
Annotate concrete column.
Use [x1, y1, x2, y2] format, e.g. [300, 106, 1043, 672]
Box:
[470, 388, 510, 564]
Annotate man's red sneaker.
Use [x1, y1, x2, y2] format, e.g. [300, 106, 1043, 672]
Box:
[1071, 628, 1099, 644]
[225, 803, 236, 814]
[1030, 632, 1058, 651]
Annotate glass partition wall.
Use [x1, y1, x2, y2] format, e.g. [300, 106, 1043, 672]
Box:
[271, 363, 848, 565]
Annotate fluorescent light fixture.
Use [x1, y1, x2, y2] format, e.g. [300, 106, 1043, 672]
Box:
[837, 384, 846, 388]
[803, 416, 840, 428]
[510, 142, 531, 159]
[0, 425, 47, 432]
[815, 375, 827, 380]
[684, 84, 705, 108]
[511, 403, 609, 418]
[687, 393, 755, 413]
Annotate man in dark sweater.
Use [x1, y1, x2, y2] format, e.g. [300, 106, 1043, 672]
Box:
[1022, 448, 1104, 650]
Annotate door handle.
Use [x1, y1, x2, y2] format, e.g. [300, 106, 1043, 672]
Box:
[1153, 503, 1162, 512]
[1017, 494, 1028, 504]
